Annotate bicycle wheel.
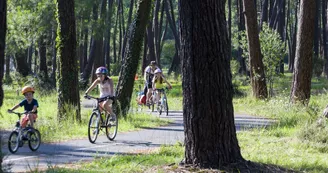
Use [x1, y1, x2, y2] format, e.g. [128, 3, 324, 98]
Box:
[28, 129, 41, 151]
[105, 114, 118, 141]
[163, 95, 169, 116]
[158, 102, 162, 115]
[8, 131, 19, 154]
[88, 112, 100, 143]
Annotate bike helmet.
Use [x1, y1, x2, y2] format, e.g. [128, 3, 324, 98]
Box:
[95, 66, 108, 74]
[21, 86, 35, 95]
[154, 69, 162, 74]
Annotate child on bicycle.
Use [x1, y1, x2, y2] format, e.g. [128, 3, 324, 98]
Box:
[8, 86, 39, 128]
[152, 69, 172, 104]
[85, 66, 115, 116]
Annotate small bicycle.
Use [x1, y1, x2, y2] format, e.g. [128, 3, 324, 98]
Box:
[84, 95, 118, 143]
[153, 87, 169, 116]
[7, 111, 41, 154]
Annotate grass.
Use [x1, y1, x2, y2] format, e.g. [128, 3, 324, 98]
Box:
[47, 143, 184, 173]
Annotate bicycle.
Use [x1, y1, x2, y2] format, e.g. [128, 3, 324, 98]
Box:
[153, 87, 169, 116]
[7, 111, 41, 154]
[84, 95, 118, 143]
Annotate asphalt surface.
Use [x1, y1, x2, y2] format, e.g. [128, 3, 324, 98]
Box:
[1, 102, 275, 173]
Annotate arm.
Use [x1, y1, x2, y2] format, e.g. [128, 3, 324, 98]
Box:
[31, 105, 38, 113]
[85, 79, 100, 94]
[152, 77, 156, 89]
[9, 104, 20, 111]
[162, 75, 172, 88]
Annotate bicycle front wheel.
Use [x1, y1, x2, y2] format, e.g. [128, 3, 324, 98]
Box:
[28, 129, 41, 151]
[164, 96, 169, 116]
[88, 112, 100, 143]
[8, 131, 19, 154]
[105, 114, 118, 141]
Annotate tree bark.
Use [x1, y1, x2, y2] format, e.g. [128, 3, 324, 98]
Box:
[243, 0, 268, 99]
[115, 0, 152, 116]
[259, 0, 268, 29]
[0, 0, 6, 107]
[51, 26, 57, 85]
[290, 0, 316, 105]
[14, 49, 31, 77]
[237, 0, 247, 75]
[323, 0, 328, 77]
[55, 0, 81, 121]
[38, 36, 48, 79]
[180, 0, 244, 168]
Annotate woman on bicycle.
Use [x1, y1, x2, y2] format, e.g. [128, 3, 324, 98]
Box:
[85, 66, 115, 116]
[152, 69, 172, 104]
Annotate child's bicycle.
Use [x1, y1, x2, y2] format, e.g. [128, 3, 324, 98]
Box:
[84, 95, 118, 143]
[153, 87, 169, 116]
[7, 111, 41, 154]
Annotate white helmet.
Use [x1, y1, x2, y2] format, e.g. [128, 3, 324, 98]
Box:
[154, 69, 162, 74]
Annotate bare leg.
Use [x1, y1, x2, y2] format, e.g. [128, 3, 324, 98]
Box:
[29, 113, 34, 128]
[102, 100, 114, 115]
[146, 88, 153, 103]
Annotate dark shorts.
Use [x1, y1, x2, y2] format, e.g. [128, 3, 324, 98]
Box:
[147, 82, 153, 89]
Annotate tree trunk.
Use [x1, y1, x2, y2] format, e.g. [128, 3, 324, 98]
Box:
[115, 0, 152, 116]
[51, 26, 57, 85]
[5, 55, 11, 83]
[121, 0, 134, 59]
[55, 0, 81, 121]
[323, 0, 328, 77]
[141, 32, 148, 74]
[0, 0, 6, 107]
[243, 0, 268, 99]
[290, 0, 316, 105]
[165, 0, 181, 74]
[237, 0, 247, 75]
[15, 49, 31, 77]
[259, 0, 268, 29]
[39, 36, 48, 79]
[180, 0, 244, 168]
[288, 4, 297, 72]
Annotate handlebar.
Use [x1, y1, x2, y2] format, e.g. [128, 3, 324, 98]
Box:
[84, 95, 116, 103]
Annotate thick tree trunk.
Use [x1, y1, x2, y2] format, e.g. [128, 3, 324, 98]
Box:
[243, 0, 268, 99]
[39, 36, 48, 79]
[115, 0, 152, 116]
[290, 0, 316, 105]
[56, 0, 81, 121]
[0, 0, 6, 107]
[180, 0, 244, 168]
[313, 0, 320, 77]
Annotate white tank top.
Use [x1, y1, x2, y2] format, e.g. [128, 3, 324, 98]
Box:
[99, 79, 112, 98]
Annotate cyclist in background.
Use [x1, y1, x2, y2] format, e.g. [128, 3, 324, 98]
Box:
[152, 69, 172, 104]
[144, 61, 158, 105]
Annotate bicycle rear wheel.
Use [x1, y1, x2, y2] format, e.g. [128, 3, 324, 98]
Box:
[105, 114, 118, 141]
[28, 129, 41, 151]
[88, 112, 99, 143]
[8, 131, 19, 154]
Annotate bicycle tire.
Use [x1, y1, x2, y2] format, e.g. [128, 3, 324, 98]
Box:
[105, 114, 118, 141]
[158, 102, 162, 115]
[28, 129, 41, 151]
[164, 96, 169, 116]
[8, 131, 19, 154]
[88, 112, 99, 143]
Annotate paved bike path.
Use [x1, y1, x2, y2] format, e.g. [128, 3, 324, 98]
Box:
[1, 109, 275, 172]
